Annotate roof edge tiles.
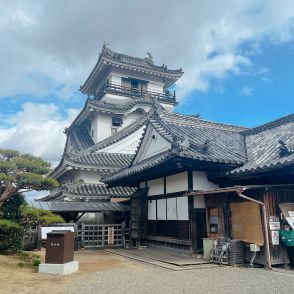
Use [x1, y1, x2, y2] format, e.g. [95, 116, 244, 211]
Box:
[241, 113, 294, 136]
[38, 183, 137, 202]
[80, 45, 183, 94]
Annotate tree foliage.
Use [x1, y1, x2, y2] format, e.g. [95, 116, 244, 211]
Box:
[0, 149, 59, 206]
[0, 219, 24, 251]
[0, 194, 64, 251]
[0, 192, 25, 222]
[20, 205, 64, 225]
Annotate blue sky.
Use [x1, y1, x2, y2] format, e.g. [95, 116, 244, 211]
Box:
[177, 41, 294, 126]
[0, 0, 294, 166]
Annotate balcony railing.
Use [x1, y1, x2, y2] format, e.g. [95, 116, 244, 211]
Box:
[94, 82, 176, 104]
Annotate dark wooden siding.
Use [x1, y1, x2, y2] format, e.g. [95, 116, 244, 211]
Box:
[204, 187, 294, 265]
[147, 220, 190, 240]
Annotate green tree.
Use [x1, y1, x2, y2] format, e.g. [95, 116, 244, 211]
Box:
[0, 149, 59, 207]
[20, 205, 64, 225]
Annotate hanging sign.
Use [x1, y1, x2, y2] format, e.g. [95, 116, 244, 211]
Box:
[269, 216, 280, 230]
[271, 230, 280, 245]
[108, 226, 114, 245]
[269, 222, 280, 230]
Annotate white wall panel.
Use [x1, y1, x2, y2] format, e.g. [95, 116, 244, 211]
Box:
[147, 178, 164, 196]
[166, 172, 188, 193]
[192, 171, 219, 191]
[148, 200, 156, 220]
[167, 198, 177, 220]
[177, 196, 189, 220]
[157, 199, 167, 220]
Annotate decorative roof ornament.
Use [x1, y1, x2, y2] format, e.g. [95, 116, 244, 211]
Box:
[278, 140, 293, 157]
[101, 41, 112, 56]
[179, 135, 190, 151]
[146, 52, 153, 62]
[162, 64, 168, 70]
[202, 139, 210, 154]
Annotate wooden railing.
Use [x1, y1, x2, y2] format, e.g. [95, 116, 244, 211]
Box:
[94, 82, 176, 103]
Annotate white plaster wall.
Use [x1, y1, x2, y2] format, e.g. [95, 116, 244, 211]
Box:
[134, 126, 171, 164]
[74, 170, 102, 184]
[167, 198, 177, 220]
[90, 115, 99, 143]
[142, 129, 171, 160]
[148, 200, 156, 220]
[157, 199, 167, 220]
[177, 196, 189, 220]
[192, 171, 219, 191]
[166, 172, 188, 194]
[99, 126, 145, 154]
[102, 93, 132, 104]
[147, 178, 164, 196]
[91, 113, 114, 143]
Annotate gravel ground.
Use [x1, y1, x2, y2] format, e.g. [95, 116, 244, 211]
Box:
[65, 258, 294, 294]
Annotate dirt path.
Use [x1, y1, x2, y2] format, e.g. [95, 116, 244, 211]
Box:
[0, 249, 126, 294]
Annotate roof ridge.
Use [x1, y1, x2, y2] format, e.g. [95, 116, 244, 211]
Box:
[88, 97, 154, 111]
[101, 45, 183, 74]
[159, 111, 248, 132]
[241, 113, 294, 135]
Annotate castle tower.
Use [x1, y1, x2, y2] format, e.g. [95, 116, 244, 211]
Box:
[79, 45, 183, 144]
[39, 46, 183, 223]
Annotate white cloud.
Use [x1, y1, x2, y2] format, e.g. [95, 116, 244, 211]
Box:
[0, 0, 294, 102]
[240, 86, 254, 97]
[0, 103, 79, 165]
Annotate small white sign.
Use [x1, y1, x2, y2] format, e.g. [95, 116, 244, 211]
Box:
[108, 226, 114, 245]
[41, 226, 74, 239]
[288, 211, 294, 218]
[269, 221, 280, 231]
[271, 231, 280, 245]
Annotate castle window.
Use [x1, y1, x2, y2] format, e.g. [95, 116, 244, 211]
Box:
[112, 117, 123, 127]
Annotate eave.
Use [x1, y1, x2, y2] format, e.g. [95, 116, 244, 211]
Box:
[80, 55, 183, 95]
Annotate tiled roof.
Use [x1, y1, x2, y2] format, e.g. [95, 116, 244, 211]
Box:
[104, 109, 248, 183]
[230, 114, 294, 175]
[29, 200, 130, 212]
[67, 152, 134, 168]
[99, 46, 183, 74]
[38, 183, 137, 202]
[105, 109, 294, 183]
[80, 45, 183, 95]
[155, 111, 248, 164]
[87, 97, 153, 113]
[104, 150, 174, 184]
[64, 125, 94, 154]
[60, 100, 294, 183]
